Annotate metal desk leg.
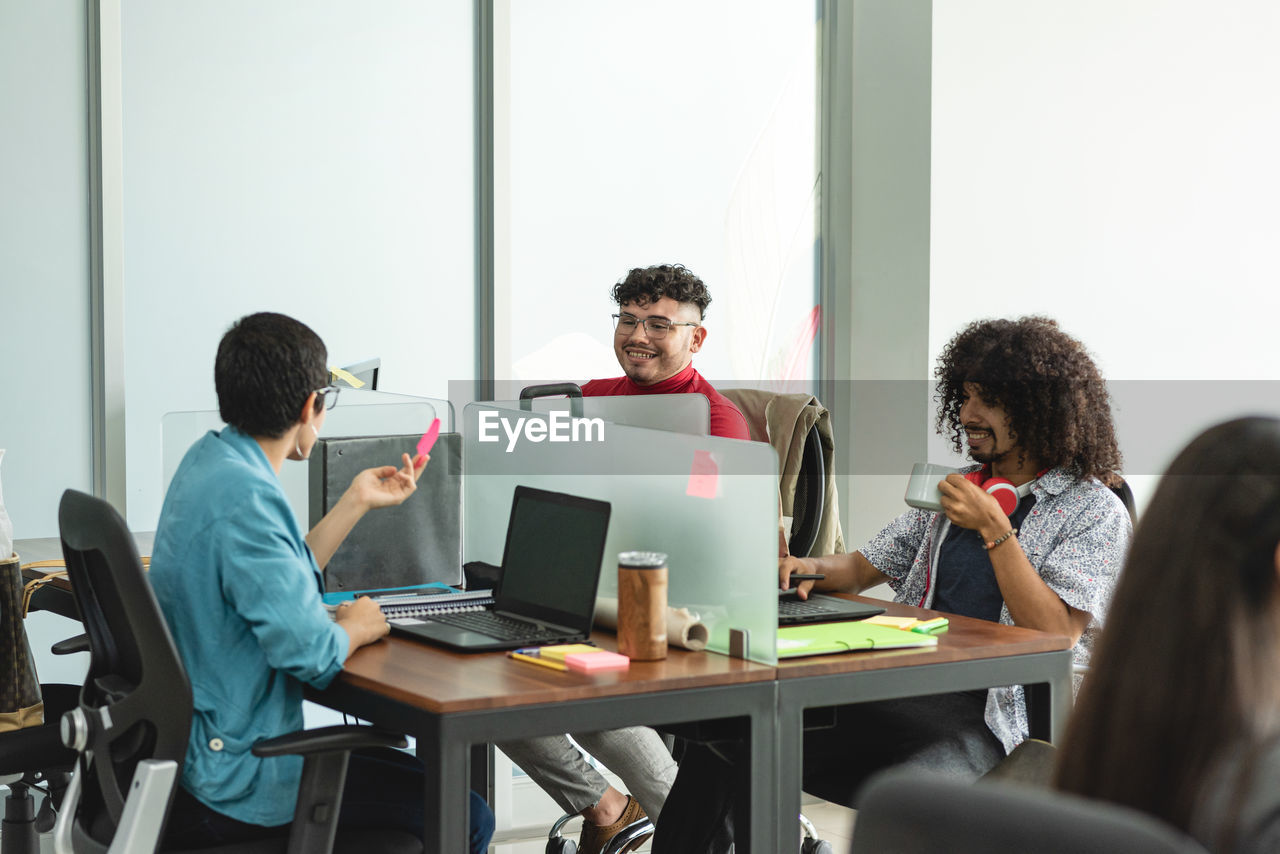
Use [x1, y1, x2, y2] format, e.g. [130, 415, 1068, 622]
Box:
[773, 699, 805, 854]
[417, 721, 471, 854]
[743, 683, 779, 854]
[1025, 663, 1073, 743]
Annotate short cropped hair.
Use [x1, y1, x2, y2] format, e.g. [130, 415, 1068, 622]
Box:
[215, 312, 329, 439]
[934, 316, 1123, 484]
[610, 264, 712, 319]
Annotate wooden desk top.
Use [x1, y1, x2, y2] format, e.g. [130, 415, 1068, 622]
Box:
[776, 595, 1071, 678]
[336, 631, 775, 715]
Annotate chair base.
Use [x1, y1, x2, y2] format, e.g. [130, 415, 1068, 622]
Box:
[2, 782, 39, 854]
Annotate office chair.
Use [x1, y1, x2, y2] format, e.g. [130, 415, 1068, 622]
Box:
[787, 422, 825, 559]
[0, 683, 78, 854]
[1111, 476, 1138, 526]
[850, 768, 1209, 854]
[1, 551, 82, 854]
[50, 489, 421, 854]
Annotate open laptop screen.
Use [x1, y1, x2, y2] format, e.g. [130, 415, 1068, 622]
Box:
[495, 486, 612, 631]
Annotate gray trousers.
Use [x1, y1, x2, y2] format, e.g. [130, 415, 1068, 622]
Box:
[497, 726, 678, 821]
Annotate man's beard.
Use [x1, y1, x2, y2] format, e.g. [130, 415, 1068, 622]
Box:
[969, 444, 1009, 466]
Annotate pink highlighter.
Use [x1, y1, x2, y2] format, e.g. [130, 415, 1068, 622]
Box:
[415, 418, 441, 461]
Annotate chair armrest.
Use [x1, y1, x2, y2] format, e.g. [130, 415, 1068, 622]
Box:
[252, 726, 408, 854]
[51, 633, 89, 655]
[251, 725, 406, 759]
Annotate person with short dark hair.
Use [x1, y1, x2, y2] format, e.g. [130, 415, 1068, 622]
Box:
[1056, 417, 1280, 853]
[582, 263, 750, 441]
[653, 316, 1132, 852]
[150, 312, 494, 852]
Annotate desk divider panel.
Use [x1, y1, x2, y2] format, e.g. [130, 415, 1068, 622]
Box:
[492, 393, 710, 436]
[309, 428, 462, 590]
[462, 401, 779, 665]
[161, 390, 448, 563]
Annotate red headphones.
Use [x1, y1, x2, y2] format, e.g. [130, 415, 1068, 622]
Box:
[963, 469, 1020, 516]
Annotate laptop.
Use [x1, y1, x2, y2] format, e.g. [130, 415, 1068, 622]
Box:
[390, 485, 611, 652]
[777, 590, 885, 625]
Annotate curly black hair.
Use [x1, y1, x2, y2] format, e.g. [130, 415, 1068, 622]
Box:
[934, 316, 1122, 484]
[610, 264, 711, 318]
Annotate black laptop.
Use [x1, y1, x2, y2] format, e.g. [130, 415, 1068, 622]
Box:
[777, 590, 885, 625]
[390, 486, 611, 652]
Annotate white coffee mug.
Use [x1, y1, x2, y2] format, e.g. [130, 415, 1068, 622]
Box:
[904, 462, 959, 511]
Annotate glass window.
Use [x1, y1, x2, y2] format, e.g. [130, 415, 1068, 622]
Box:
[119, 1, 475, 528]
[502, 1, 819, 389]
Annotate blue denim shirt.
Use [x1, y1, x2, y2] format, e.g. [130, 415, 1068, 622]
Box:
[149, 426, 348, 826]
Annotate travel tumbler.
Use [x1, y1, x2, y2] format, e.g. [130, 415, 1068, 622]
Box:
[616, 551, 668, 660]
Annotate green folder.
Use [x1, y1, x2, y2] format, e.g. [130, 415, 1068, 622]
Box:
[777, 621, 939, 658]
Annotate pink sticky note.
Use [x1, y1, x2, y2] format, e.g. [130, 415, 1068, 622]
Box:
[416, 418, 441, 458]
[685, 449, 719, 499]
[565, 651, 630, 673]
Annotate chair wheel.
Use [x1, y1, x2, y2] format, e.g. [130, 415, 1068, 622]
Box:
[35, 795, 57, 833]
[800, 839, 833, 854]
[547, 811, 579, 854]
[546, 837, 577, 854]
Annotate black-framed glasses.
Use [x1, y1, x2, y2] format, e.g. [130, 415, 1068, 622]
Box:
[612, 313, 700, 340]
[313, 385, 341, 411]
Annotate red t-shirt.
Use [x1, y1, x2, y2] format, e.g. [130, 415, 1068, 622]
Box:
[581, 363, 750, 441]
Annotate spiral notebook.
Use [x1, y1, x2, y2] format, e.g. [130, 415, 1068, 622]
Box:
[324, 583, 494, 618]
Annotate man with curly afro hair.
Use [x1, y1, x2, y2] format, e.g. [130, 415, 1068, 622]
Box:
[654, 317, 1132, 852]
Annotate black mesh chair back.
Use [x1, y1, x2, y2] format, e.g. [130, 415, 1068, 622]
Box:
[56, 488, 192, 849]
[788, 423, 826, 558]
[851, 769, 1209, 854]
[54, 489, 422, 854]
[1111, 476, 1138, 526]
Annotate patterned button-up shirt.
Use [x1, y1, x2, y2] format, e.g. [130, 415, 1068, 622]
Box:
[859, 466, 1131, 753]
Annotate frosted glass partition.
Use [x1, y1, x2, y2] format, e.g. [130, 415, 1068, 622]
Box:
[162, 390, 445, 526]
[489, 393, 710, 436]
[463, 402, 778, 664]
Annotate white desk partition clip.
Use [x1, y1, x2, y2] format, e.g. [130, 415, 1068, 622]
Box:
[729, 628, 750, 660]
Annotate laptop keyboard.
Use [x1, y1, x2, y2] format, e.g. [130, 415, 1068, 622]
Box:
[778, 598, 837, 617]
[431, 611, 568, 643]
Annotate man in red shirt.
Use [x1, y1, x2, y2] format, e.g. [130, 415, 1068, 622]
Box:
[497, 264, 748, 854]
[582, 263, 749, 441]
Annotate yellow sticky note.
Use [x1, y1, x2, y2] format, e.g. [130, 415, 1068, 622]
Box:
[865, 615, 919, 630]
[329, 367, 365, 388]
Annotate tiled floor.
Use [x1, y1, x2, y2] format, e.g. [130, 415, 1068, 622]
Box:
[490, 797, 857, 853]
[2, 794, 857, 853]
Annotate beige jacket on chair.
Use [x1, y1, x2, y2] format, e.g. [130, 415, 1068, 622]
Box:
[719, 390, 845, 557]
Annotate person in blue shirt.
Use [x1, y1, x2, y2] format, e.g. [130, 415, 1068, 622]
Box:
[150, 311, 494, 852]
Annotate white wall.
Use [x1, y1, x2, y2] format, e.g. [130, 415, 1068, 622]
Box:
[118, 1, 478, 529]
[932, 0, 1280, 505]
[0, 0, 94, 539]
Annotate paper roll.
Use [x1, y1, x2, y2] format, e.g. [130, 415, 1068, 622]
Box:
[595, 597, 708, 652]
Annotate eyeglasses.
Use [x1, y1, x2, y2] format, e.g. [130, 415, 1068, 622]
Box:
[313, 385, 341, 411]
[612, 313, 700, 340]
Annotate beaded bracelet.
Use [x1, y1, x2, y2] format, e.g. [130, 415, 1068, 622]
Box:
[982, 528, 1018, 551]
